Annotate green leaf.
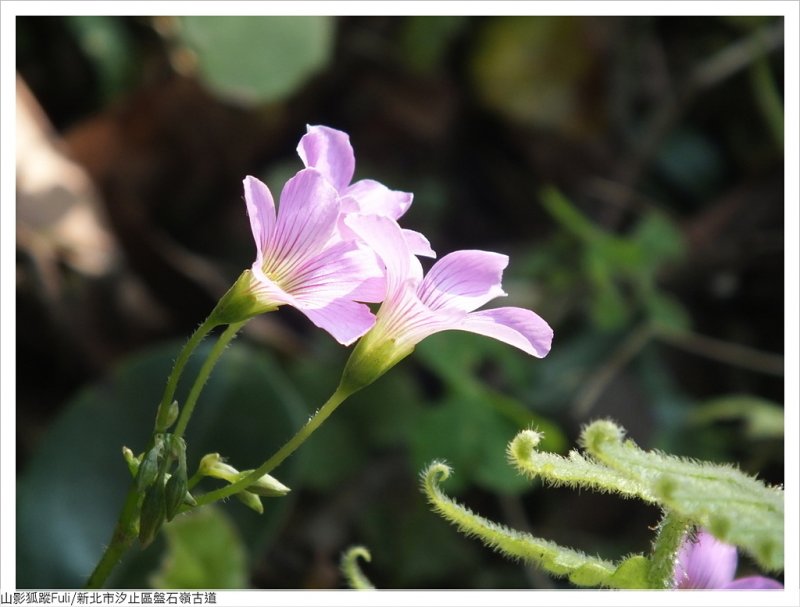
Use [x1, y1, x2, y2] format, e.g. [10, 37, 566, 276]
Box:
[178, 16, 334, 103]
[689, 394, 784, 440]
[150, 507, 248, 589]
[421, 462, 651, 589]
[17, 340, 304, 588]
[581, 420, 784, 571]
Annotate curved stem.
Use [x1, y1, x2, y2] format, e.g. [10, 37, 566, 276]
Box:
[154, 317, 218, 431]
[173, 321, 246, 441]
[84, 484, 140, 589]
[194, 385, 352, 507]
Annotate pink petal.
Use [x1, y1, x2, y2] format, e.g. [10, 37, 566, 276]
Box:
[299, 298, 377, 346]
[724, 576, 783, 589]
[243, 176, 276, 263]
[402, 229, 436, 258]
[674, 530, 738, 589]
[249, 263, 299, 308]
[458, 307, 553, 358]
[344, 214, 413, 296]
[288, 240, 385, 304]
[296, 125, 355, 192]
[267, 169, 339, 272]
[418, 250, 508, 313]
[344, 179, 413, 220]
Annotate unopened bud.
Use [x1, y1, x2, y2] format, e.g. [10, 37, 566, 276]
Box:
[235, 490, 264, 514]
[238, 470, 291, 497]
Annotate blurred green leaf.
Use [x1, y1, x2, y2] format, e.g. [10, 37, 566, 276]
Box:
[65, 16, 135, 102]
[178, 16, 334, 104]
[17, 340, 304, 588]
[540, 187, 688, 331]
[150, 506, 248, 588]
[689, 394, 784, 440]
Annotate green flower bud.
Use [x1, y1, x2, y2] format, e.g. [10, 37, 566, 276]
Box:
[237, 470, 291, 497]
[156, 400, 180, 432]
[139, 481, 166, 548]
[136, 438, 164, 492]
[235, 490, 264, 514]
[122, 447, 141, 479]
[164, 471, 189, 521]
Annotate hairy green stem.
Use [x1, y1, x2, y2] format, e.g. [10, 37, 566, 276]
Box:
[173, 321, 246, 440]
[340, 546, 375, 590]
[84, 484, 140, 589]
[154, 317, 218, 431]
[194, 385, 353, 507]
[648, 511, 690, 589]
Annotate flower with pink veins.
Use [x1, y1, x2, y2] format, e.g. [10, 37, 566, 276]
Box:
[673, 529, 783, 589]
[211, 169, 385, 346]
[338, 214, 553, 393]
[297, 125, 435, 258]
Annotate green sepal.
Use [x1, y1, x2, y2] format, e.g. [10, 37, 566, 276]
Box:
[338, 330, 415, 395]
[206, 270, 278, 326]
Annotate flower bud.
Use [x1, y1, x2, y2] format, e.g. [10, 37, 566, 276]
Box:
[235, 490, 264, 514]
[238, 470, 291, 497]
[156, 400, 180, 432]
[122, 447, 140, 478]
[164, 468, 190, 521]
[136, 438, 164, 492]
[139, 481, 166, 548]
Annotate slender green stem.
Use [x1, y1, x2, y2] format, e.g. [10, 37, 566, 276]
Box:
[154, 317, 218, 431]
[194, 385, 353, 507]
[84, 484, 141, 589]
[173, 321, 246, 441]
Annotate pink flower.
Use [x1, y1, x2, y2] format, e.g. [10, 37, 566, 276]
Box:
[297, 125, 435, 258]
[338, 214, 553, 392]
[674, 529, 783, 589]
[214, 169, 384, 346]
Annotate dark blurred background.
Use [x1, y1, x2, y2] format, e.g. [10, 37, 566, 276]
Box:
[16, 15, 784, 589]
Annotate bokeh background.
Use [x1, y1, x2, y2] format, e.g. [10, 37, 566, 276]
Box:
[16, 15, 785, 589]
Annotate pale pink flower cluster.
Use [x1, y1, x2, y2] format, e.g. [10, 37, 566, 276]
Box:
[241, 125, 553, 381]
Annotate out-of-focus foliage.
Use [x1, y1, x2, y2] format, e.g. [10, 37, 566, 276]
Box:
[150, 507, 248, 589]
[16, 341, 304, 588]
[16, 14, 784, 590]
[177, 16, 334, 104]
